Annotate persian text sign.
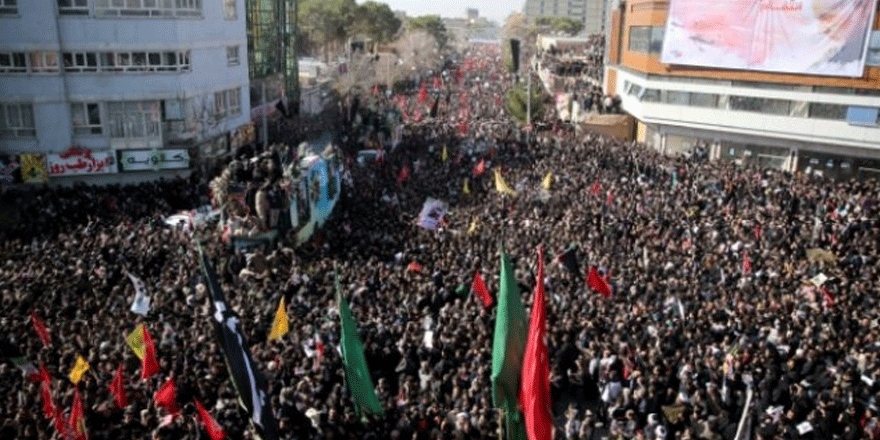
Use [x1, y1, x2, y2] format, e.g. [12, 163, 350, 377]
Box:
[119, 149, 190, 171]
[661, 0, 878, 77]
[48, 149, 116, 176]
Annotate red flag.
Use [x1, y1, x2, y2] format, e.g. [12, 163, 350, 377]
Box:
[154, 378, 179, 414]
[432, 76, 442, 90]
[397, 164, 410, 183]
[742, 250, 752, 275]
[110, 364, 127, 408]
[141, 326, 159, 380]
[587, 266, 612, 298]
[471, 271, 493, 307]
[406, 261, 423, 273]
[606, 190, 614, 206]
[519, 245, 553, 440]
[194, 399, 226, 440]
[69, 387, 87, 440]
[419, 84, 428, 103]
[413, 107, 423, 122]
[38, 363, 51, 383]
[458, 120, 469, 136]
[54, 405, 66, 436]
[822, 285, 835, 308]
[31, 312, 51, 347]
[315, 338, 325, 366]
[590, 180, 602, 196]
[754, 223, 762, 240]
[40, 381, 55, 419]
[472, 159, 486, 177]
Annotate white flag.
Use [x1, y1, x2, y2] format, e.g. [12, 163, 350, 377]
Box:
[128, 273, 151, 316]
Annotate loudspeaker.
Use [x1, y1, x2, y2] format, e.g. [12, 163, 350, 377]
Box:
[510, 39, 520, 73]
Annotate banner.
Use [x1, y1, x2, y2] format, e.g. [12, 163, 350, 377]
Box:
[417, 198, 448, 231]
[119, 149, 190, 172]
[19, 154, 48, 184]
[661, 0, 879, 77]
[0, 154, 20, 184]
[48, 147, 115, 176]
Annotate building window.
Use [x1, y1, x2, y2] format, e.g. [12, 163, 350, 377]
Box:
[808, 103, 847, 120]
[649, 26, 665, 55]
[0, 52, 28, 73]
[689, 92, 719, 108]
[58, 0, 89, 15]
[214, 91, 227, 118]
[227, 46, 239, 66]
[106, 101, 161, 140]
[66, 50, 190, 73]
[71, 102, 102, 135]
[628, 26, 651, 53]
[223, 0, 235, 19]
[0, 0, 17, 15]
[30, 51, 59, 73]
[661, 90, 689, 105]
[227, 88, 240, 115]
[640, 88, 661, 102]
[729, 96, 791, 116]
[867, 31, 880, 67]
[0, 103, 36, 138]
[95, 0, 201, 18]
[62, 52, 99, 72]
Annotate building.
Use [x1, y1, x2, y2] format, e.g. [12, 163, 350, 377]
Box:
[443, 10, 501, 48]
[246, 0, 298, 121]
[604, 0, 880, 179]
[0, 0, 251, 184]
[524, 0, 607, 35]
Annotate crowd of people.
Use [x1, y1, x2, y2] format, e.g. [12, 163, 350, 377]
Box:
[1, 41, 879, 440]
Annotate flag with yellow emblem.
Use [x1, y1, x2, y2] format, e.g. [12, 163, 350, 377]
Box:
[268, 298, 289, 341]
[126, 323, 146, 360]
[541, 172, 552, 190]
[19, 154, 48, 184]
[68, 355, 90, 384]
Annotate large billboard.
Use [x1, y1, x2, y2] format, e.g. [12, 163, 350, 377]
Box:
[661, 0, 878, 77]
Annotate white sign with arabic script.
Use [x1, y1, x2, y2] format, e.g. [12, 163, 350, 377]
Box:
[48, 150, 116, 176]
[119, 149, 190, 171]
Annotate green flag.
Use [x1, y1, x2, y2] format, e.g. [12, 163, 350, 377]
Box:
[492, 251, 528, 440]
[336, 270, 384, 416]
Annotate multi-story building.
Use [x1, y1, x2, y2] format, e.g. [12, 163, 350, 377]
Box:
[246, 0, 298, 120]
[0, 0, 250, 184]
[524, 0, 607, 35]
[604, 0, 880, 179]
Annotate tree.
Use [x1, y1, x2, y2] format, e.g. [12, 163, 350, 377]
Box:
[352, 1, 402, 44]
[298, 0, 356, 61]
[536, 16, 584, 36]
[408, 15, 450, 49]
[505, 79, 545, 124]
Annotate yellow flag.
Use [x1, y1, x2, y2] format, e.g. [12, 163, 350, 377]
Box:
[441, 144, 448, 162]
[468, 217, 479, 234]
[69, 355, 90, 384]
[268, 297, 289, 341]
[493, 169, 516, 196]
[463, 179, 470, 195]
[126, 323, 145, 360]
[542, 171, 553, 190]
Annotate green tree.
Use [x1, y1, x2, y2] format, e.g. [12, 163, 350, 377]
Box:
[505, 79, 544, 124]
[536, 16, 584, 36]
[408, 15, 450, 49]
[299, 0, 356, 60]
[352, 1, 402, 44]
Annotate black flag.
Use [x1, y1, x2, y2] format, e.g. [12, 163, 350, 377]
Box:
[557, 245, 580, 277]
[430, 93, 440, 118]
[198, 245, 280, 440]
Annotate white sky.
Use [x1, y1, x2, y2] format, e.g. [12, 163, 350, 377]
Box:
[363, 0, 522, 26]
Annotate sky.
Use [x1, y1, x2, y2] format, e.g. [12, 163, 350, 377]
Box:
[364, 0, 522, 26]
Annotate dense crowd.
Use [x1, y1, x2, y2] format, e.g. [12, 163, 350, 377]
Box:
[1, 42, 880, 440]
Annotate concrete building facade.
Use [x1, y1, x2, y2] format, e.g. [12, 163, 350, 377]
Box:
[0, 0, 251, 184]
[524, 0, 607, 35]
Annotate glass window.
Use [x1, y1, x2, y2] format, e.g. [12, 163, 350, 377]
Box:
[662, 90, 689, 105]
[0, 103, 36, 138]
[867, 31, 880, 67]
[227, 46, 239, 66]
[223, 0, 235, 19]
[649, 26, 665, 55]
[0, 0, 18, 15]
[689, 92, 719, 108]
[71, 102, 102, 135]
[641, 88, 660, 102]
[106, 100, 160, 139]
[628, 26, 650, 54]
[214, 91, 227, 117]
[58, 0, 88, 14]
[227, 88, 240, 115]
[29, 52, 60, 73]
[0, 52, 28, 73]
[96, 0, 199, 17]
[808, 103, 847, 120]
